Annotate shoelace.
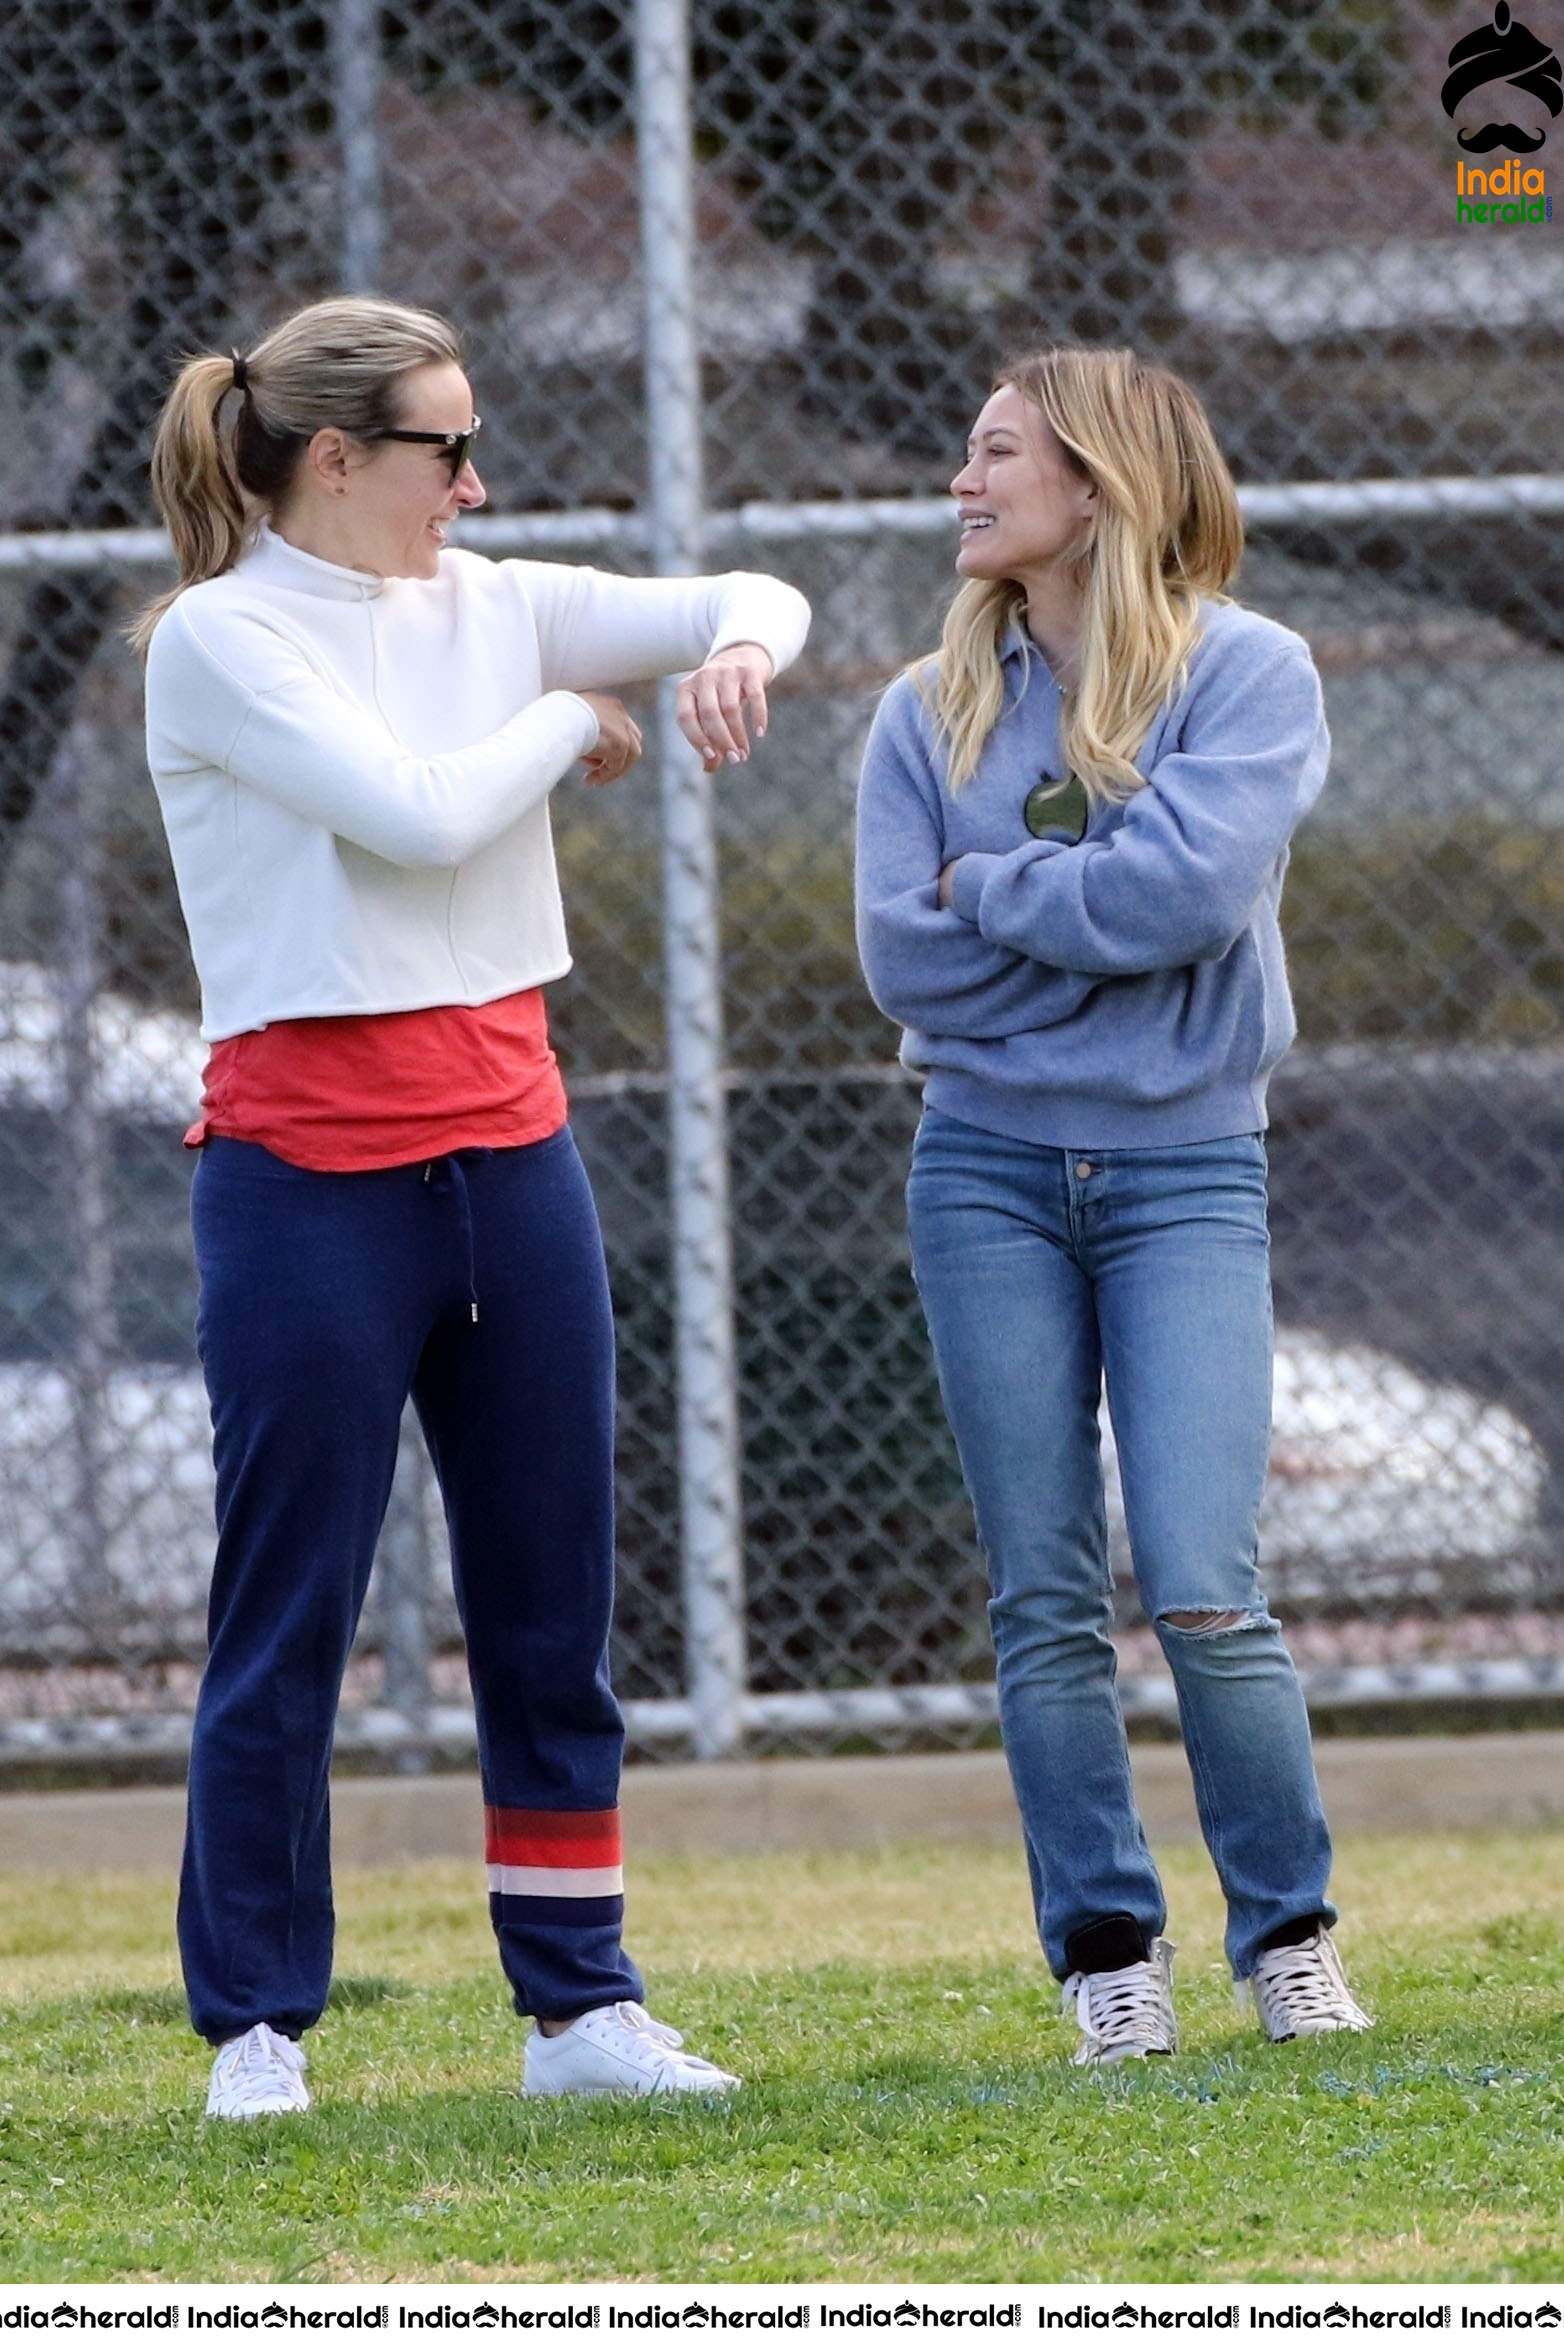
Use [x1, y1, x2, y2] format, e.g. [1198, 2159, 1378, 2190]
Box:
[1065, 1961, 1171, 2050]
[604, 2002, 685, 2049]
[1254, 1937, 1365, 2027]
[599, 2004, 735, 2077]
[214, 2026, 306, 2108]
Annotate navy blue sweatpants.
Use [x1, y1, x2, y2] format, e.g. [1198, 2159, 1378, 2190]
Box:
[180, 1129, 645, 2044]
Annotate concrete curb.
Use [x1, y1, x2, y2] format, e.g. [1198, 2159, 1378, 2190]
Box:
[0, 1733, 1562, 1872]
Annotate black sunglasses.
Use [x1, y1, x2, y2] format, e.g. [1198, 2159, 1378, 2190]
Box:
[371, 416, 482, 478]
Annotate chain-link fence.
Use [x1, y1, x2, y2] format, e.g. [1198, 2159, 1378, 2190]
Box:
[1, 0, 1562, 1771]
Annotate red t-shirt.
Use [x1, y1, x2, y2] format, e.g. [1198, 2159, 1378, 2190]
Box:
[185, 988, 568, 1171]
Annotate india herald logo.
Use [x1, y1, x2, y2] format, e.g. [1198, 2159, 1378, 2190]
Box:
[1442, 1, 1563, 153]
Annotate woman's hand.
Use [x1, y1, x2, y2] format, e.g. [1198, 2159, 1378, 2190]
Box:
[938, 859, 964, 910]
[676, 641, 774, 771]
[577, 692, 644, 786]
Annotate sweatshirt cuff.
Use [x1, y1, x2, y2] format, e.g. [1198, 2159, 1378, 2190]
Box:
[949, 853, 1000, 924]
[707, 588, 812, 679]
[556, 690, 602, 753]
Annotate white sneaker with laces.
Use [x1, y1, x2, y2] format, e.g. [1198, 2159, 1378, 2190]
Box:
[523, 2001, 741, 2098]
[205, 2022, 310, 2118]
[1245, 1928, 1372, 2041]
[1062, 1938, 1178, 2067]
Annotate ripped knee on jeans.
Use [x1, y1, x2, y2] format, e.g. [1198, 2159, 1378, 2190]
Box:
[1159, 1608, 1249, 1634]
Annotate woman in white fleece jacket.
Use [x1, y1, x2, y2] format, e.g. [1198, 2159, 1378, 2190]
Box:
[136, 295, 809, 2120]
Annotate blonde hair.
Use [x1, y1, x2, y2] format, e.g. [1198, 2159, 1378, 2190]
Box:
[922, 347, 1244, 799]
[128, 296, 463, 653]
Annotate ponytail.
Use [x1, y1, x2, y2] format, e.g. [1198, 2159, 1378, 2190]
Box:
[125, 354, 248, 654]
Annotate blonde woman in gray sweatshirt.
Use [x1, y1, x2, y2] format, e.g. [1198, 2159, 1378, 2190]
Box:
[857, 348, 1370, 2067]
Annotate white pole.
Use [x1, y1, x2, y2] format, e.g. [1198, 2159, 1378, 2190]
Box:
[10, 476, 1564, 571]
[634, 0, 747, 1760]
[334, 0, 383, 294]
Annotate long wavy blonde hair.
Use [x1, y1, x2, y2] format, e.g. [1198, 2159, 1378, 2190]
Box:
[923, 347, 1243, 799]
[127, 295, 463, 654]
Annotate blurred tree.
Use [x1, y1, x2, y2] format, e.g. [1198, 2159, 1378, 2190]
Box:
[0, 0, 325, 884]
[690, 0, 1402, 444]
[380, 0, 1401, 444]
[0, 0, 1401, 882]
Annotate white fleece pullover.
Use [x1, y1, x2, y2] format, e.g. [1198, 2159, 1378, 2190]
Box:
[144, 525, 811, 1039]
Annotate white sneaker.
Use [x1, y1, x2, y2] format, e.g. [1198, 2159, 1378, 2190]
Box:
[523, 2001, 741, 2098]
[205, 2022, 310, 2118]
[1245, 1928, 1372, 2042]
[1063, 1938, 1178, 2067]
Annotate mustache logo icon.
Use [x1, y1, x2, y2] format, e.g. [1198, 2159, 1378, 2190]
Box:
[1443, 1, 1562, 151]
[1457, 119, 1547, 149]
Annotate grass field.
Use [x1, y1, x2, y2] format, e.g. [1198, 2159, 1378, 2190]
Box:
[3, 1829, 1564, 2283]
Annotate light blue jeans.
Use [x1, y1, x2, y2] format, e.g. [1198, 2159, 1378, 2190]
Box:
[906, 1107, 1335, 1980]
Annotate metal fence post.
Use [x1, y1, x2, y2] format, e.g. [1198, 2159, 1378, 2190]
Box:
[334, 0, 383, 294]
[52, 727, 118, 1651]
[634, 0, 748, 1759]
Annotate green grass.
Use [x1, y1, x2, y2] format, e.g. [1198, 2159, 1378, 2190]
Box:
[4, 1831, 1564, 2281]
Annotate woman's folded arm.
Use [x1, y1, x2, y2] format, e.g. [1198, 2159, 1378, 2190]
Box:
[149, 601, 601, 867]
[857, 684, 1104, 1038]
[947, 644, 1328, 976]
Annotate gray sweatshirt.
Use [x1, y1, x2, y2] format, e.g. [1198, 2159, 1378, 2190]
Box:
[854, 599, 1329, 1149]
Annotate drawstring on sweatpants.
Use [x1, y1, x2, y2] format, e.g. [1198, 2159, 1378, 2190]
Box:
[422, 1152, 483, 1323]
